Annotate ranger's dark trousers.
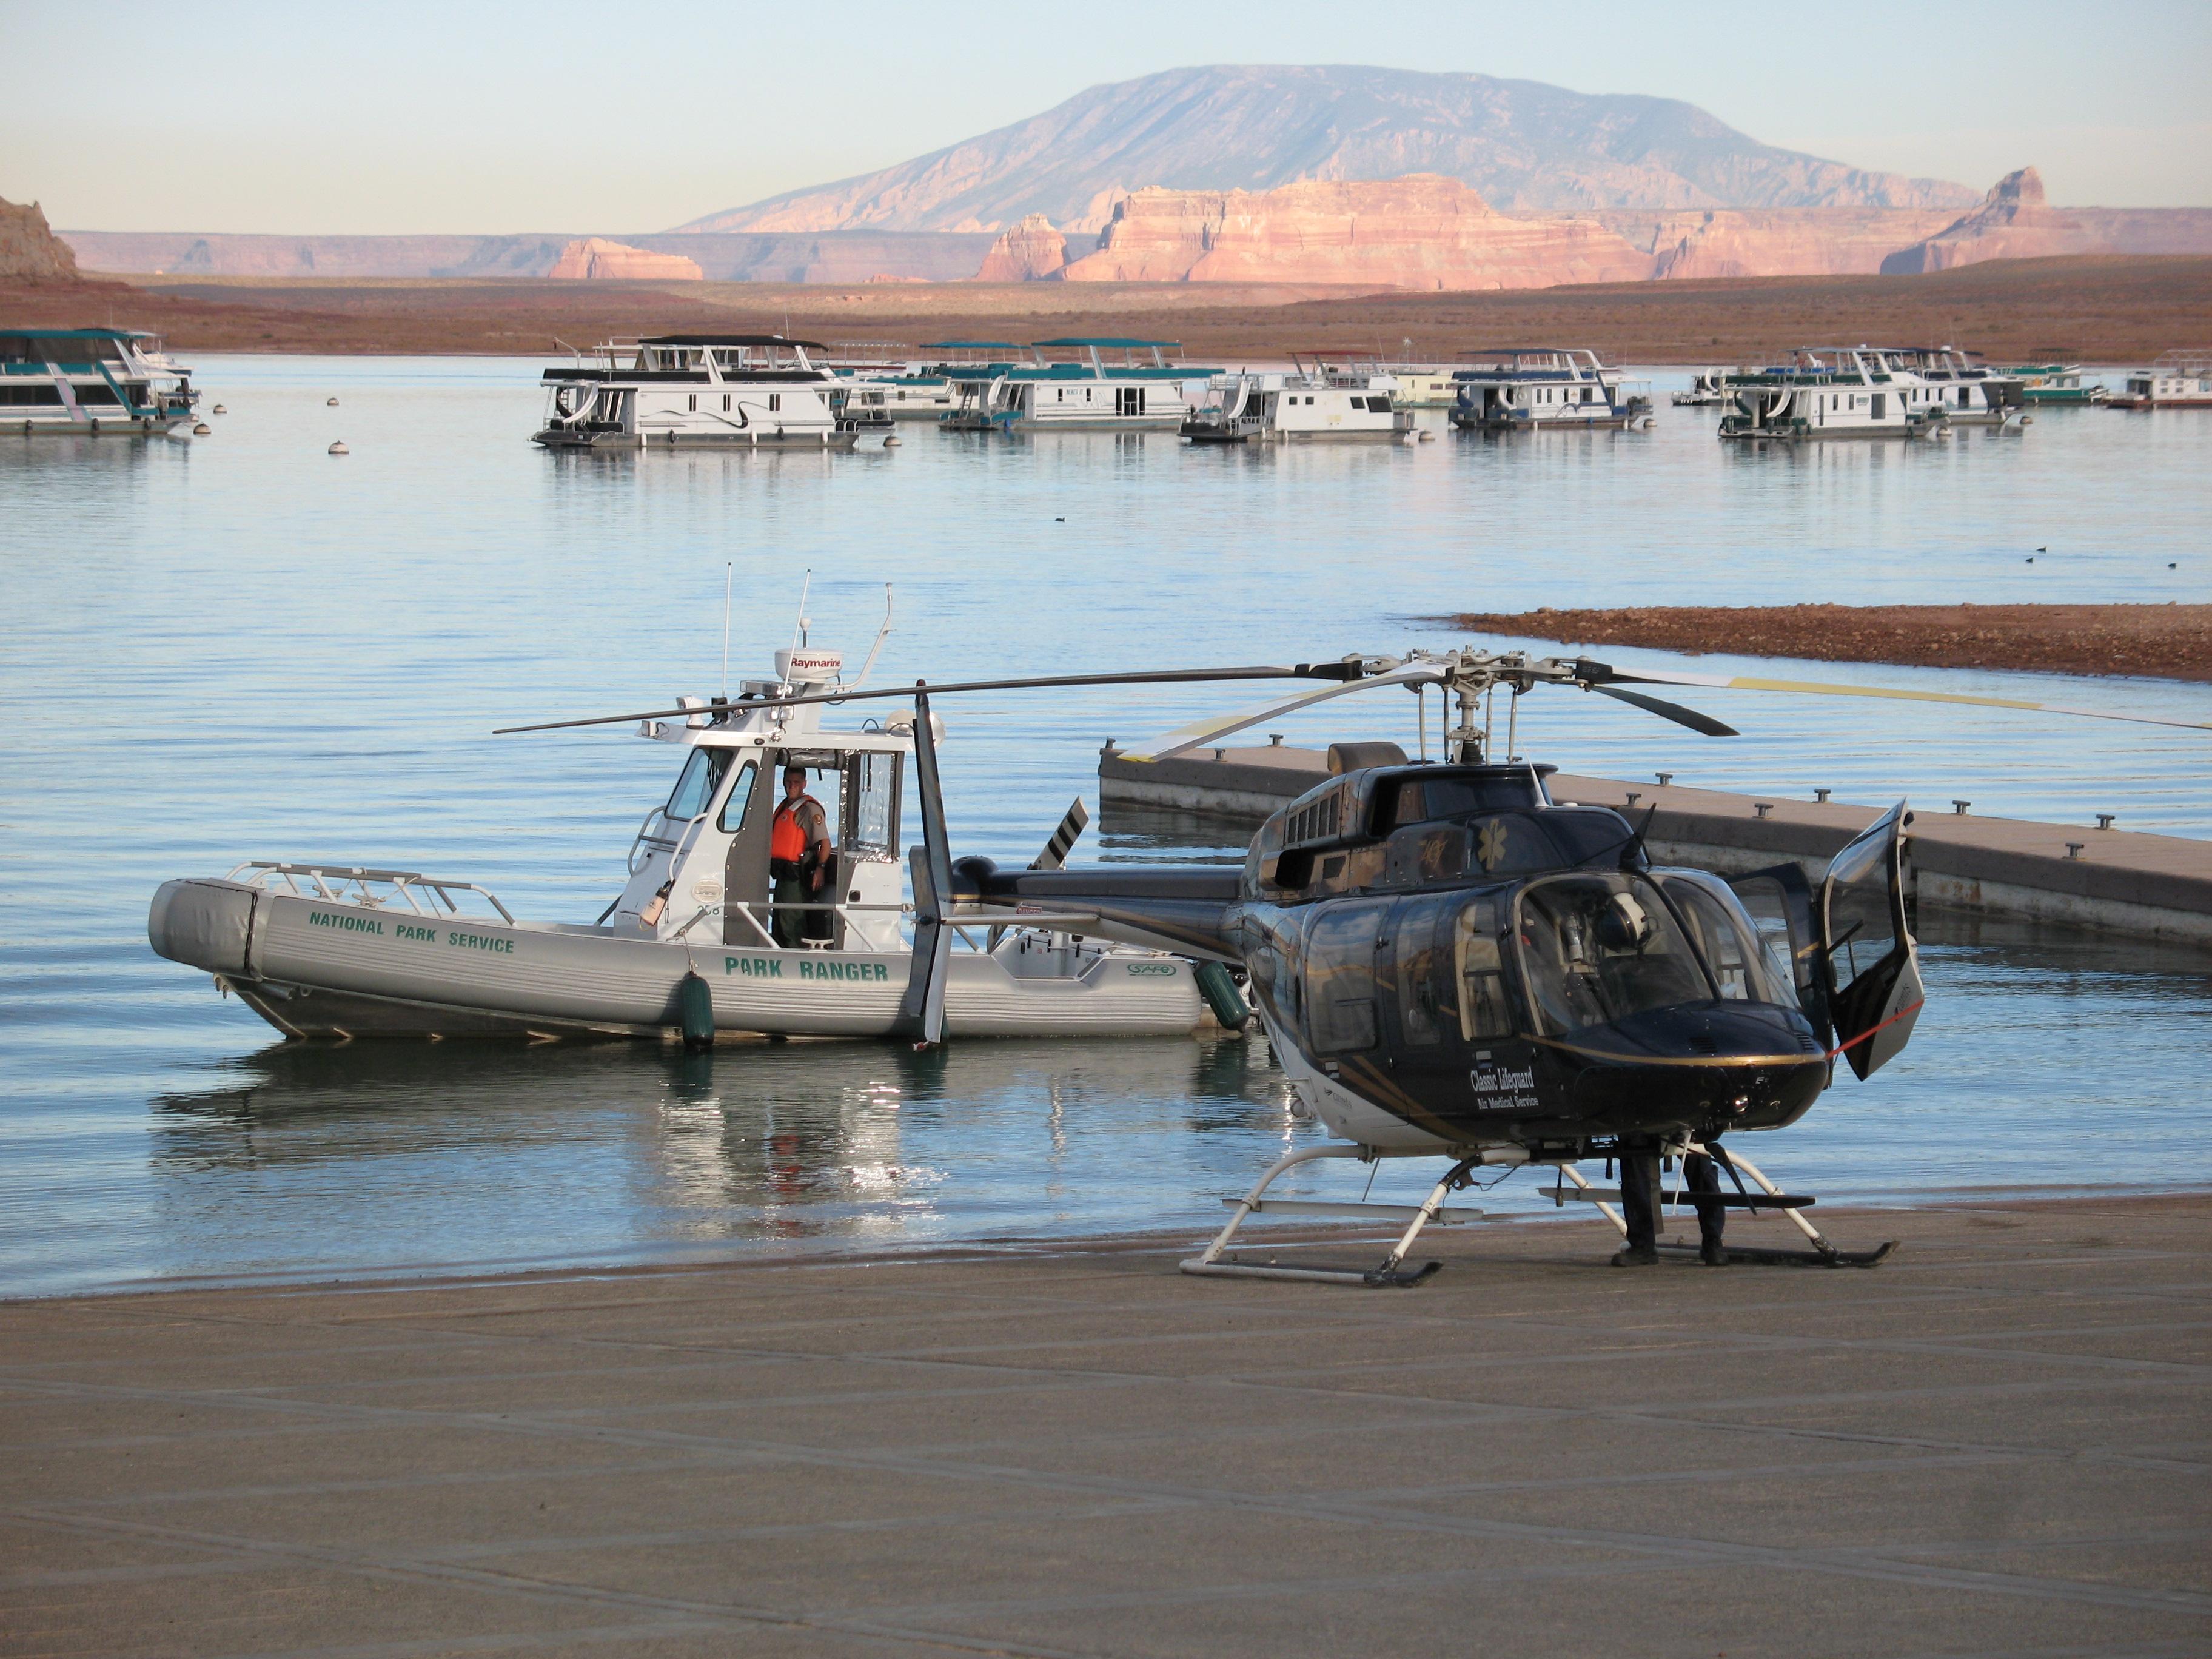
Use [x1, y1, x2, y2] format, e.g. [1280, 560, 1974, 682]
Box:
[1618, 1151, 1727, 1253]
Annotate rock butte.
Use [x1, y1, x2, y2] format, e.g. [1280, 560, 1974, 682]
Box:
[546, 236, 702, 281]
[0, 195, 81, 281]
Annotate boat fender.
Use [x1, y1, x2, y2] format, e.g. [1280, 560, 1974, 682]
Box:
[679, 971, 716, 1053]
[639, 879, 673, 927]
[1194, 959, 1251, 1031]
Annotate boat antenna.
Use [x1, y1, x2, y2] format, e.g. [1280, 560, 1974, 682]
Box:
[720, 562, 733, 698]
[847, 583, 894, 691]
[789, 570, 812, 657]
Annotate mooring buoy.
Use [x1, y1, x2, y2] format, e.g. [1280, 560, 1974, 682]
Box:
[192, 423, 212, 435]
[883, 435, 900, 447]
[328, 441, 349, 455]
[211, 404, 227, 414]
[326, 397, 340, 406]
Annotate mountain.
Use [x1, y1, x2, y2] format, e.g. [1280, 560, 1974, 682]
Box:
[673, 65, 1979, 235]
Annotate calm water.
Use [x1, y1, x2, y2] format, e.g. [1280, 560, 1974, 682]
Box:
[2, 355, 2207, 1296]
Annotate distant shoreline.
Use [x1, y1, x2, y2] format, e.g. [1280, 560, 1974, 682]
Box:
[1435, 603, 2212, 683]
[4, 254, 2205, 361]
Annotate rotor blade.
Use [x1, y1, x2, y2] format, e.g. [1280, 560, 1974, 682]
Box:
[1576, 660, 2211, 733]
[1587, 683, 1739, 737]
[1119, 662, 1444, 760]
[493, 666, 1352, 736]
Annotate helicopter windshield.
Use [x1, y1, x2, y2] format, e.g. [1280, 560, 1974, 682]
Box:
[1513, 873, 1717, 1036]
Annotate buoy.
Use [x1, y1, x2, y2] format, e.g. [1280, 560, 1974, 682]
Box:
[326, 397, 339, 406]
[192, 423, 211, 435]
[883, 435, 900, 447]
[679, 971, 716, 1053]
[211, 404, 227, 414]
[2020, 414, 2034, 426]
[328, 441, 349, 455]
[1417, 428, 1435, 441]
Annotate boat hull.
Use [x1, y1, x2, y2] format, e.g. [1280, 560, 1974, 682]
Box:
[150, 879, 1205, 1041]
[7, 412, 193, 435]
[532, 427, 862, 450]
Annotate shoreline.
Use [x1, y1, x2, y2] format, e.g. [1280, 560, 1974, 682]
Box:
[1438, 603, 2212, 683]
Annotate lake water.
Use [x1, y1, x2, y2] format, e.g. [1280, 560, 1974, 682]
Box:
[2, 355, 2206, 1296]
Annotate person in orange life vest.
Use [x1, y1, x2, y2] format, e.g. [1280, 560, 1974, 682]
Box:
[769, 767, 831, 947]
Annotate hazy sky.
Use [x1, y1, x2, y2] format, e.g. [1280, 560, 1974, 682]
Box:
[5, 0, 2205, 233]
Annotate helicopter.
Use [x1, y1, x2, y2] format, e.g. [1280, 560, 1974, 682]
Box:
[506, 645, 2207, 1285]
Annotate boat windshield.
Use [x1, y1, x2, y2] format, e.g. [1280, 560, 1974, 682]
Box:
[1513, 872, 1715, 1036]
[664, 747, 734, 824]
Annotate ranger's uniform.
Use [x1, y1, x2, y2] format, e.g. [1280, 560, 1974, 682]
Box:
[770, 788, 830, 947]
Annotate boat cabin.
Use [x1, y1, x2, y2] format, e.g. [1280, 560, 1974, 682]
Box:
[0, 327, 198, 434]
[1446, 348, 1652, 432]
[1181, 358, 1412, 443]
[2112, 352, 2212, 409]
[937, 338, 1211, 432]
[534, 334, 885, 450]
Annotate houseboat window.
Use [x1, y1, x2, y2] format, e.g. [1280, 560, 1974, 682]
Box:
[768, 394, 781, 412]
[723, 395, 731, 411]
[716, 762, 758, 833]
[687, 395, 697, 412]
[1453, 897, 1515, 1041]
[665, 748, 734, 824]
[1514, 873, 1713, 1037]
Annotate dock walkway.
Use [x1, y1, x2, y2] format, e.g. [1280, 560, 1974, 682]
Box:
[4, 1195, 2207, 1656]
[1100, 744, 2212, 943]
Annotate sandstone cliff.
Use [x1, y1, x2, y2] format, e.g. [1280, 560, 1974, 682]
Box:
[547, 237, 703, 280]
[677, 65, 1977, 234]
[1880, 169, 2103, 273]
[1, 196, 82, 281]
[1054, 176, 1654, 289]
[974, 215, 1069, 281]
[1640, 207, 1959, 278]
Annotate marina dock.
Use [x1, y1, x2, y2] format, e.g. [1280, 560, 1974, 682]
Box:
[4, 1193, 2205, 1656]
[1100, 744, 2212, 943]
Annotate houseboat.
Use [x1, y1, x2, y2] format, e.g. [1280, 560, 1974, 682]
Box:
[1869, 347, 2028, 426]
[0, 327, 198, 434]
[1311, 350, 1461, 407]
[1672, 369, 1737, 407]
[937, 338, 1212, 432]
[533, 335, 890, 449]
[2002, 360, 2108, 405]
[1446, 349, 1654, 432]
[1179, 356, 1413, 443]
[147, 638, 1212, 1042]
[2110, 351, 2212, 409]
[1717, 348, 1959, 441]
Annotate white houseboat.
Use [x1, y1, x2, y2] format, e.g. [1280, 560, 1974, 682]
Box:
[1, 327, 198, 434]
[1179, 355, 1413, 443]
[1446, 348, 1654, 432]
[1672, 369, 1737, 407]
[147, 640, 1215, 1043]
[2110, 350, 2212, 409]
[937, 338, 1212, 433]
[1716, 348, 1961, 441]
[533, 335, 889, 449]
[1870, 347, 2028, 426]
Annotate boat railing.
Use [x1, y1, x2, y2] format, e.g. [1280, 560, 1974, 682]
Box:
[228, 862, 516, 924]
[664, 899, 1102, 951]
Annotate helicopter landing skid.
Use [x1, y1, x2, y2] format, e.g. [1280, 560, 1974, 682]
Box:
[1181, 1144, 1486, 1288]
[1557, 1145, 1899, 1269]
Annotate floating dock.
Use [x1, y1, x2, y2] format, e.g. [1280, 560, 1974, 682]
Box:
[1099, 742, 2212, 943]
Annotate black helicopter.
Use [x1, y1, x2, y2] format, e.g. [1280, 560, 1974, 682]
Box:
[510, 645, 2204, 1284]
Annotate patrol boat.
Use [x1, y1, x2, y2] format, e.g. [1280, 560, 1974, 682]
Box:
[147, 635, 1213, 1042]
[1179, 356, 1413, 443]
[1, 327, 198, 434]
[533, 335, 889, 449]
[1446, 348, 1654, 432]
[937, 338, 1211, 432]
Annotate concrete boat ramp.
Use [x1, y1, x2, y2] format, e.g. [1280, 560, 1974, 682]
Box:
[4, 1193, 2207, 1657]
[1101, 743, 2212, 943]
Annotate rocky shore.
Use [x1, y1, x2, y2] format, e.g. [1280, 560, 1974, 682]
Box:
[1440, 603, 2212, 683]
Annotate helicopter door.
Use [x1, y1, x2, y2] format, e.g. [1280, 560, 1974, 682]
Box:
[1301, 900, 1391, 1057]
[1725, 863, 1832, 1047]
[1820, 802, 1923, 1079]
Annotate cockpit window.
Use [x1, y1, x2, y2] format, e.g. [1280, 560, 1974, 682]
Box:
[665, 748, 733, 823]
[1514, 874, 1714, 1036]
[1657, 872, 1794, 1005]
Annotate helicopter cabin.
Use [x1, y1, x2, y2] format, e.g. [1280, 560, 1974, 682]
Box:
[1179, 357, 1413, 443]
[1446, 348, 1654, 432]
[0, 327, 199, 434]
[1231, 763, 1838, 1148]
[533, 335, 889, 449]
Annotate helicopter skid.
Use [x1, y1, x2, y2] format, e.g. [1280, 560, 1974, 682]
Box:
[1655, 1240, 1899, 1268]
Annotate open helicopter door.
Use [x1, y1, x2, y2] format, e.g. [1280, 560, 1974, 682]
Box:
[1820, 802, 1923, 1079]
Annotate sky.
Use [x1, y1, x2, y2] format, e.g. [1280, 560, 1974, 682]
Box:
[4, 0, 2206, 234]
